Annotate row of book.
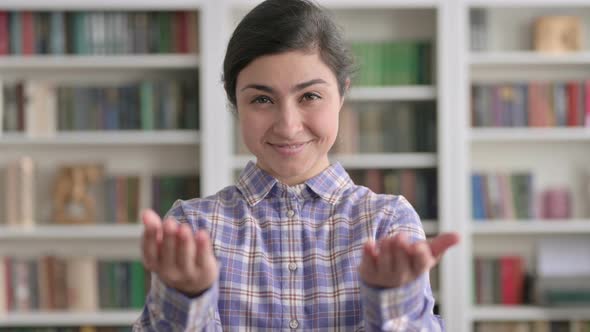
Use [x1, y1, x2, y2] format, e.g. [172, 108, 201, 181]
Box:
[97, 174, 199, 224]
[473, 256, 528, 305]
[0, 328, 131, 332]
[1, 80, 199, 133]
[349, 168, 438, 220]
[471, 82, 590, 127]
[103, 176, 140, 224]
[474, 321, 590, 332]
[0, 11, 199, 55]
[0, 257, 149, 313]
[471, 172, 533, 220]
[2, 157, 200, 226]
[334, 102, 437, 154]
[152, 175, 200, 219]
[350, 40, 433, 86]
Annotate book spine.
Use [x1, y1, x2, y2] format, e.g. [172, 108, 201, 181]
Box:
[0, 12, 9, 55]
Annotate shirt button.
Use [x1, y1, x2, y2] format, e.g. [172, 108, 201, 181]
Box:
[289, 319, 299, 329]
[288, 262, 297, 272]
[287, 210, 295, 218]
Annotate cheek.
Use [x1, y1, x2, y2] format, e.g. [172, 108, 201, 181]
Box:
[240, 113, 266, 145]
[309, 109, 339, 141]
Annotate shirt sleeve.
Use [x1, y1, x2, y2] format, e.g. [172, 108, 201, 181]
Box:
[132, 275, 221, 331]
[360, 195, 444, 332]
[132, 200, 223, 331]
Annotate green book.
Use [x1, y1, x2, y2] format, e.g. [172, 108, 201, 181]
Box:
[140, 81, 155, 130]
[10, 12, 22, 54]
[130, 261, 146, 308]
[158, 12, 172, 53]
[74, 12, 87, 54]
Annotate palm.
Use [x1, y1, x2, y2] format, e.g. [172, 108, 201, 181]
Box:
[358, 232, 459, 289]
[140, 209, 219, 297]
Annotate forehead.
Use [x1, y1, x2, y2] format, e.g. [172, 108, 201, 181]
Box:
[236, 50, 337, 90]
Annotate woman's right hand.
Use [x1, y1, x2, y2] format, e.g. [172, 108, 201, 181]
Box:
[141, 209, 219, 297]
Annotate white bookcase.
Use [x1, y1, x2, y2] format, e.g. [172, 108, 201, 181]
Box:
[454, 1, 590, 331]
[2, 0, 589, 331]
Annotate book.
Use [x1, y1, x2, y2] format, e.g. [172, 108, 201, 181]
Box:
[66, 257, 98, 311]
[24, 81, 57, 138]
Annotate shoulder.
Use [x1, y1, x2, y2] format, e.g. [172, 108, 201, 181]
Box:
[163, 184, 245, 221]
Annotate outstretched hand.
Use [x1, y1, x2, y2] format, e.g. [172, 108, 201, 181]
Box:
[358, 232, 460, 289]
[141, 209, 219, 297]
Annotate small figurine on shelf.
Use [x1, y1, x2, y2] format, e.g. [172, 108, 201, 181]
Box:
[533, 16, 582, 53]
[52, 164, 103, 224]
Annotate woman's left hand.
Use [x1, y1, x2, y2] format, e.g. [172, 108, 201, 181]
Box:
[358, 232, 460, 289]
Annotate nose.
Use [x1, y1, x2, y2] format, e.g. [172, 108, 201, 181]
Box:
[272, 101, 302, 139]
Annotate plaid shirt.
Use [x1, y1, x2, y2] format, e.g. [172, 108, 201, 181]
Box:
[133, 161, 442, 331]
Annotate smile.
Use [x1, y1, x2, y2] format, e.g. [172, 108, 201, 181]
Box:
[268, 141, 309, 156]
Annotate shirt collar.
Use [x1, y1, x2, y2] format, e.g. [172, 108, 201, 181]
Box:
[236, 161, 353, 206]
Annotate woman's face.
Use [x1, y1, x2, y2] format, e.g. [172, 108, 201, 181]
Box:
[235, 50, 344, 185]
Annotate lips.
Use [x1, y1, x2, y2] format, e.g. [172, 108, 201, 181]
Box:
[268, 141, 309, 156]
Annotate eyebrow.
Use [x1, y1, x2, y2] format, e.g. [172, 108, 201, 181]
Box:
[240, 78, 328, 93]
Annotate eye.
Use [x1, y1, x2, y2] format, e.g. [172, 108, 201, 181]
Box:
[251, 95, 273, 104]
[301, 92, 321, 102]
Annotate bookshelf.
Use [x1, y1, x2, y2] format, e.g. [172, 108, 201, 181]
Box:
[456, 0, 590, 331]
[0, 0, 207, 329]
[3, 0, 590, 331]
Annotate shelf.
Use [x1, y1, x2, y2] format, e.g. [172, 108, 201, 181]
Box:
[348, 86, 437, 101]
[0, 225, 141, 257]
[232, 153, 438, 170]
[0, 225, 142, 240]
[472, 220, 590, 234]
[471, 306, 590, 321]
[470, 128, 590, 142]
[466, 0, 590, 7]
[0, 310, 141, 327]
[470, 52, 590, 66]
[0, 0, 202, 10]
[231, 0, 439, 9]
[331, 153, 438, 169]
[0, 130, 200, 145]
[0, 55, 199, 70]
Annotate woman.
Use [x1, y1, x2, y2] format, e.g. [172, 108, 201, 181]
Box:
[134, 0, 459, 330]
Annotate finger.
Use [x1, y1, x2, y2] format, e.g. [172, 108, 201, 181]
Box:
[194, 230, 215, 267]
[176, 224, 196, 276]
[428, 232, 460, 259]
[359, 241, 378, 276]
[409, 241, 436, 274]
[141, 210, 163, 271]
[389, 234, 411, 275]
[159, 218, 179, 273]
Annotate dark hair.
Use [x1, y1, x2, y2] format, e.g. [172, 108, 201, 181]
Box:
[222, 0, 355, 110]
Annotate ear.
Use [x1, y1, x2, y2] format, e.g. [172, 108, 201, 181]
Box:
[339, 78, 351, 110]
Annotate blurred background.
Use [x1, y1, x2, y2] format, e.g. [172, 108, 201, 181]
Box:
[0, 1, 589, 332]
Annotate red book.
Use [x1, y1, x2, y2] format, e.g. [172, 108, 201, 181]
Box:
[567, 81, 580, 127]
[500, 255, 523, 305]
[21, 11, 34, 55]
[528, 82, 540, 127]
[4, 258, 13, 311]
[175, 12, 188, 53]
[0, 12, 9, 54]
